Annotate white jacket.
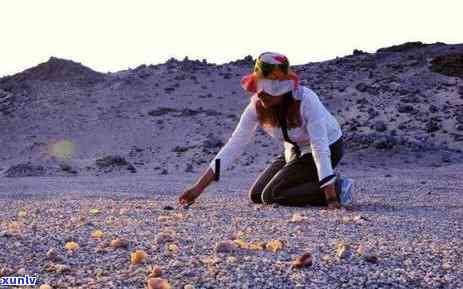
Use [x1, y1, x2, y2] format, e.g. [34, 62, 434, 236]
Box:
[209, 85, 342, 186]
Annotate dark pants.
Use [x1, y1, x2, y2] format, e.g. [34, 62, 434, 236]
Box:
[248, 137, 344, 207]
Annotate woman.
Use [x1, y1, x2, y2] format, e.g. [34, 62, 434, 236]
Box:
[178, 52, 353, 209]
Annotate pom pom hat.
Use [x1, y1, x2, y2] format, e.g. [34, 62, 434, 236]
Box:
[240, 52, 300, 96]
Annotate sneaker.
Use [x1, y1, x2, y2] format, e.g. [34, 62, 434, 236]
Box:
[339, 178, 354, 207]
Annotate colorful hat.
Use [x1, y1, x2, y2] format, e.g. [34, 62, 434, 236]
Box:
[240, 52, 300, 95]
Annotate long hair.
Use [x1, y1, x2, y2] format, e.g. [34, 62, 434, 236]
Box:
[255, 91, 302, 129]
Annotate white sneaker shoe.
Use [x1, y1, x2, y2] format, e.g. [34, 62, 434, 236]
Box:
[339, 178, 354, 207]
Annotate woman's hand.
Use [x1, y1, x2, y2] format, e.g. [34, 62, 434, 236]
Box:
[324, 183, 341, 209]
[178, 167, 215, 207]
[178, 185, 203, 206]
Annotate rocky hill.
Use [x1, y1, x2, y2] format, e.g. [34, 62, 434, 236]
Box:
[1, 42, 463, 177]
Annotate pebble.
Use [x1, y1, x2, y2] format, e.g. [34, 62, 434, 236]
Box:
[110, 238, 129, 249]
[336, 241, 350, 260]
[64, 241, 79, 251]
[16, 268, 26, 275]
[147, 277, 171, 289]
[130, 250, 148, 265]
[91, 230, 104, 239]
[290, 213, 306, 223]
[150, 266, 162, 277]
[46, 248, 58, 260]
[291, 252, 313, 269]
[357, 244, 379, 263]
[215, 240, 238, 254]
[156, 232, 175, 244]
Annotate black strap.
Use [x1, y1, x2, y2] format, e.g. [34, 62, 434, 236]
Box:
[214, 158, 220, 181]
[277, 97, 301, 157]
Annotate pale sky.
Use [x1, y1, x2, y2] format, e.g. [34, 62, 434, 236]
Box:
[1, 0, 462, 77]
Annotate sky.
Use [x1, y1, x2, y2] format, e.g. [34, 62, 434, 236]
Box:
[1, 0, 462, 77]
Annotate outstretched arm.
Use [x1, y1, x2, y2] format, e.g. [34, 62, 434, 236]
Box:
[208, 101, 258, 176]
[178, 100, 258, 205]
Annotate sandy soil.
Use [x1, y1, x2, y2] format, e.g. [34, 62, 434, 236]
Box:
[1, 157, 462, 289]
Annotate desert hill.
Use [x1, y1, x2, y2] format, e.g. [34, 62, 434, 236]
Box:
[1, 41, 463, 177]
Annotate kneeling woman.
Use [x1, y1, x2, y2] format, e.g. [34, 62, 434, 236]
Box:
[179, 52, 353, 209]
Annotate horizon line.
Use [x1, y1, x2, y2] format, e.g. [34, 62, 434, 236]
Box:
[1, 40, 459, 79]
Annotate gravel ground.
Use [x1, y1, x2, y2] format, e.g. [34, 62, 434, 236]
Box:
[0, 162, 462, 289]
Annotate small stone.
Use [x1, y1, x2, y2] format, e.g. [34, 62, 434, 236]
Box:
[0, 266, 13, 277]
[158, 215, 171, 222]
[341, 216, 351, 224]
[426, 120, 441, 133]
[266, 240, 284, 253]
[17, 209, 27, 218]
[110, 238, 129, 249]
[47, 248, 58, 260]
[321, 255, 331, 262]
[147, 277, 171, 289]
[130, 250, 148, 265]
[96, 240, 110, 253]
[357, 244, 379, 263]
[290, 213, 306, 223]
[398, 104, 414, 113]
[150, 266, 162, 278]
[167, 243, 179, 252]
[56, 264, 71, 273]
[373, 121, 387, 132]
[202, 134, 223, 149]
[94, 268, 105, 279]
[156, 232, 175, 244]
[429, 105, 439, 113]
[39, 285, 53, 289]
[215, 240, 238, 254]
[64, 241, 79, 251]
[355, 82, 368, 93]
[335, 241, 350, 260]
[91, 230, 104, 239]
[356, 244, 367, 255]
[233, 239, 249, 249]
[292, 252, 313, 269]
[353, 215, 369, 223]
[249, 242, 265, 251]
[45, 264, 70, 274]
[184, 285, 195, 289]
[16, 268, 26, 275]
[364, 255, 379, 263]
[89, 208, 101, 215]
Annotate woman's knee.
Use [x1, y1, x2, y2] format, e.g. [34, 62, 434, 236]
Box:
[248, 187, 263, 204]
[260, 168, 299, 205]
[250, 182, 281, 205]
[261, 180, 285, 205]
